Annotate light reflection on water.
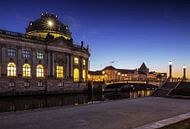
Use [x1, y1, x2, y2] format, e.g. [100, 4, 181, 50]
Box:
[0, 90, 154, 113]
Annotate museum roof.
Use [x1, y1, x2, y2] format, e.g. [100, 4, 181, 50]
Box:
[103, 66, 116, 70]
[0, 28, 89, 54]
[117, 69, 137, 74]
[139, 62, 148, 70]
[26, 13, 71, 38]
[88, 71, 103, 75]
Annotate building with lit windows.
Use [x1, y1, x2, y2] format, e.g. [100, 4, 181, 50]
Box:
[0, 13, 90, 96]
[88, 63, 167, 82]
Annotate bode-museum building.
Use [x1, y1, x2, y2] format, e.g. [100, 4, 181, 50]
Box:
[0, 13, 90, 95]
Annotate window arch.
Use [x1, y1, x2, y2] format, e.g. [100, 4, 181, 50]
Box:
[7, 62, 16, 77]
[22, 63, 31, 77]
[36, 64, 44, 78]
[82, 69, 86, 81]
[73, 68, 79, 82]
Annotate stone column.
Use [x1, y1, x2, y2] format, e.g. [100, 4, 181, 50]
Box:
[1, 46, 6, 76]
[66, 54, 69, 78]
[79, 57, 83, 82]
[17, 47, 22, 77]
[70, 55, 73, 78]
[86, 59, 89, 81]
[52, 53, 55, 77]
[44, 49, 49, 77]
[49, 51, 53, 77]
[32, 49, 36, 78]
[47, 51, 51, 77]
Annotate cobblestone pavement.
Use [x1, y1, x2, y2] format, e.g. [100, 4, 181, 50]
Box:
[0, 97, 190, 129]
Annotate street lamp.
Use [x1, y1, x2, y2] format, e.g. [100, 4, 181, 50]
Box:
[183, 65, 186, 81]
[169, 61, 172, 81]
[169, 61, 172, 66]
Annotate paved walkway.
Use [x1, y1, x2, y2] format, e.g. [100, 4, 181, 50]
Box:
[0, 97, 190, 129]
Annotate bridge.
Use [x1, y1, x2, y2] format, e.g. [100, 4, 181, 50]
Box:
[104, 80, 164, 87]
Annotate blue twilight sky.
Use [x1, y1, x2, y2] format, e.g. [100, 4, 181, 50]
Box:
[0, 0, 190, 77]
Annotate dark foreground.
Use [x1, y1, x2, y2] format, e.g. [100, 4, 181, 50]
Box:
[160, 118, 190, 129]
[0, 97, 190, 129]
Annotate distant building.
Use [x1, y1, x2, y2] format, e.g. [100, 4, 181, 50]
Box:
[0, 13, 90, 95]
[88, 63, 167, 82]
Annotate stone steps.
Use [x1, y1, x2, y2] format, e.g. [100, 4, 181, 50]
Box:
[152, 89, 171, 97]
[152, 82, 178, 97]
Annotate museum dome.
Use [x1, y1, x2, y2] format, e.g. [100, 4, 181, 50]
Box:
[26, 13, 72, 40]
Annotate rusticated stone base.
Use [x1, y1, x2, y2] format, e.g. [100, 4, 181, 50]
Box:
[0, 77, 88, 96]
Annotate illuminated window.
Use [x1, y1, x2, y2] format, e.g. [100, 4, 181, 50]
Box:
[7, 48, 16, 57]
[22, 63, 31, 77]
[73, 68, 79, 82]
[22, 49, 31, 58]
[7, 62, 16, 77]
[36, 65, 44, 78]
[37, 52, 44, 60]
[74, 57, 79, 64]
[83, 59, 86, 66]
[82, 69, 86, 81]
[56, 66, 64, 78]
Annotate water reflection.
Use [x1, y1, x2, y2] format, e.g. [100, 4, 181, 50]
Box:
[0, 90, 154, 113]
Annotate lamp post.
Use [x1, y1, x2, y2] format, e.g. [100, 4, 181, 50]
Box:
[169, 61, 172, 82]
[183, 65, 186, 81]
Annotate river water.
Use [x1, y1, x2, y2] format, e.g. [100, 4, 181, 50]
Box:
[0, 90, 154, 113]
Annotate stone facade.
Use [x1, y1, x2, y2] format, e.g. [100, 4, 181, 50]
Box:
[88, 64, 167, 82]
[0, 13, 90, 96]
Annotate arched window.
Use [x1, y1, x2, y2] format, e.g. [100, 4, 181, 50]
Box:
[7, 62, 16, 77]
[22, 63, 31, 77]
[82, 69, 86, 81]
[36, 65, 44, 78]
[73, 68, 79, 82]
[56, 66, 64, 78]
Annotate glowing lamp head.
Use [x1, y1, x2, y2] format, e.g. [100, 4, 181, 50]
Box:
[169, 61, 172, 66]
[47, 20, 54, 27]
[183, 65, 186, 69]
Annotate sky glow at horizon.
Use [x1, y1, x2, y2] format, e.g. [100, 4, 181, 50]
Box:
[0, 0, 190, 77]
